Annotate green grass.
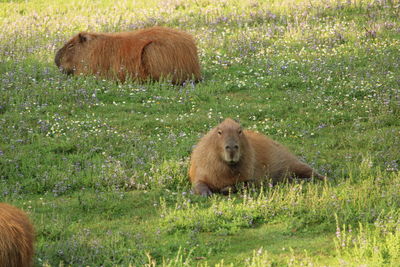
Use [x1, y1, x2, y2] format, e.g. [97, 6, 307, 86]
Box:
[1, 0, 400, 266]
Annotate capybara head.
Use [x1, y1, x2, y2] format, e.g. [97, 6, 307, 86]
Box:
[214, 118, 246, 165]
[55, 32, 95, 75]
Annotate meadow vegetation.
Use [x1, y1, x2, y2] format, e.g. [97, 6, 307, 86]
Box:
[1, 0, 399, 266]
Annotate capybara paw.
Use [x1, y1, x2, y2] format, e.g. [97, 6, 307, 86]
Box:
[220, 186, 236, 195]
[315, 173, 328, 181]
[200, 188, 212, 197]
[194, 182, 213, 197]
[321, 175, 328, 181]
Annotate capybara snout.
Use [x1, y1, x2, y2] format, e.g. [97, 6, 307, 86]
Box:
[54, 50, 61, 68]
[223, 138, 240, 164]
[54, 45, 72, 74]
[216, 120, 243, 164]
[55, 49, 72, 73]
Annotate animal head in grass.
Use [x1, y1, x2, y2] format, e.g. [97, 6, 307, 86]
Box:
[55, 27, 202, 84]
[214, 118, 247, 165]
[0, 203, 35, 267]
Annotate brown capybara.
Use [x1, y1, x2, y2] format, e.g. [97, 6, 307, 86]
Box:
[55, 26, 202, 84]
[189, 118, 326, 196]
[0, 203, 34, 267]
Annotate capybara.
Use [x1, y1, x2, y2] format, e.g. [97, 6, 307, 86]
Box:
[0, 203, 34, 267]
[189, 118, 326, 196]
[55, 26, 202, 84]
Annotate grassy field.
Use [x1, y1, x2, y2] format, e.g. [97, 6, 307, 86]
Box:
[1, 0, 400, 266]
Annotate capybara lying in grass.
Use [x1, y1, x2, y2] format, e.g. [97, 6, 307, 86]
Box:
[0, 203, 34, 267]
[189, 118, 326, 196]
[55, 27, 201, 84]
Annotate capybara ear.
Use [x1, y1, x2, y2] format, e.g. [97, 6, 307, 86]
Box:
[78, 32, 93, 43]
[140, 40, 153, 55]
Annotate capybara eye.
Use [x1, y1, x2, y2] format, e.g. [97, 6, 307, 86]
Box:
[218, 130, 222, 135]
[67, 44, 74, 49]
[238, 130, 242, 135]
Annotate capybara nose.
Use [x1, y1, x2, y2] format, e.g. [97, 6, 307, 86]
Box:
[55, 51, 61, 67]
[225, 144, 239, 151]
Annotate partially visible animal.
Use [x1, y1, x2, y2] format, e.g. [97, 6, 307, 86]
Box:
[0, 203, 35, 267]
[189, 118, 326, 196]
[55, 27, 202, 84]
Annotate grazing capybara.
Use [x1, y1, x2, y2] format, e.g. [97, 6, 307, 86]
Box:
[0, 203, 34, 267]
[189, 118, 326, 196]
[55, 26, 201, 84]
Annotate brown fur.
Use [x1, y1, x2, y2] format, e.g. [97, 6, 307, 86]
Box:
[55, 27, 202, 84]
[0, 203, 34, 267]
[189, 118, 326, 196]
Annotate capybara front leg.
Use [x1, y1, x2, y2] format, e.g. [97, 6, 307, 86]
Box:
[292, 162, 327, 181]
[193, 181, 213, 197]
